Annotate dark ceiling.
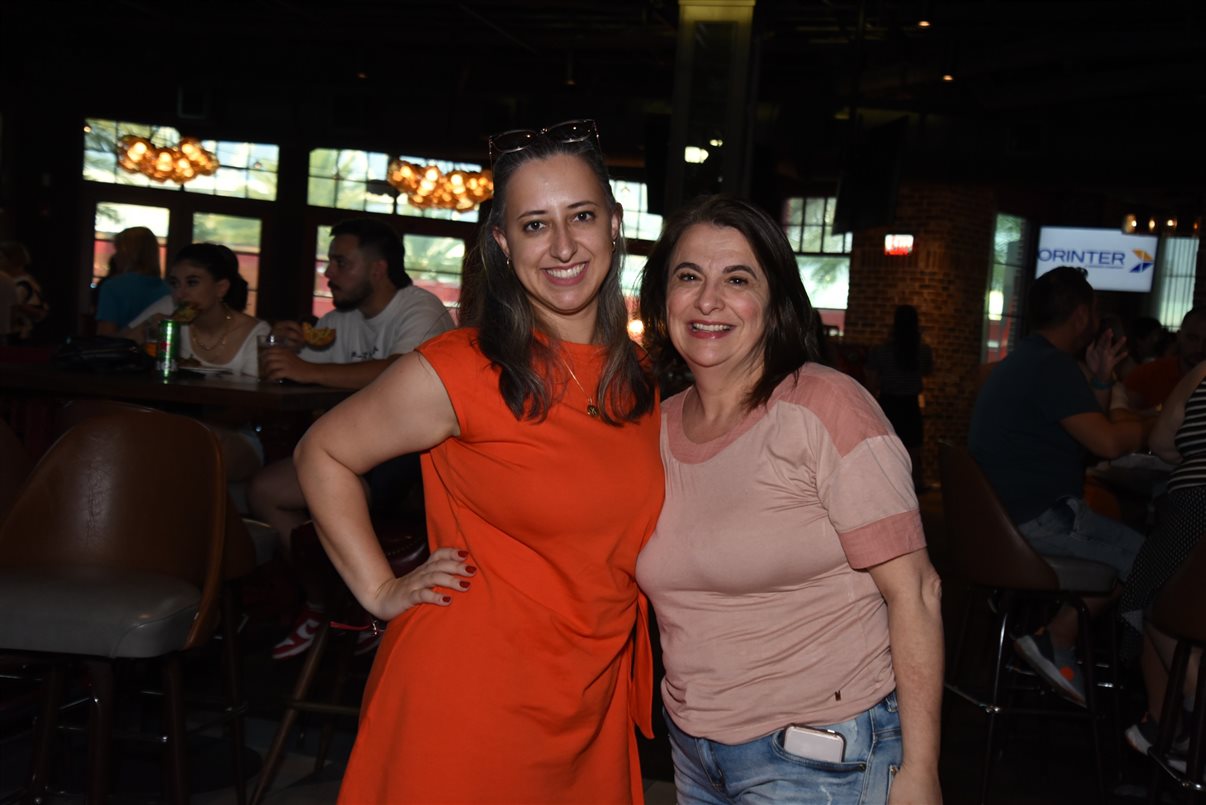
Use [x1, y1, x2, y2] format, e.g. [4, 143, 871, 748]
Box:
[4, 1, 1205, 205]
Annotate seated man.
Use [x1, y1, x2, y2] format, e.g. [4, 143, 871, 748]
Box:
[969, 265, 1153, 705]
[1123, 307, 1206, 411]
[249, 217, 454, 659]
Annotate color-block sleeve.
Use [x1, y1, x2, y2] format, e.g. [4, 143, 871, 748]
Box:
[807, 375, 926, 569]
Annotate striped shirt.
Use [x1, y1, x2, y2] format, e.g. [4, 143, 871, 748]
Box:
[1169, 378, 1206, 492]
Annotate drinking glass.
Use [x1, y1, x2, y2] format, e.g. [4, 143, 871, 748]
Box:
[257, 333, 286, 382]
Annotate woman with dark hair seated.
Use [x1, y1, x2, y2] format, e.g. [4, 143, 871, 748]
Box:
[139, 243, 270, 481]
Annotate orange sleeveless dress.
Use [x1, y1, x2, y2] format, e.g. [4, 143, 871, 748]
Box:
[337, 328, 663, 804]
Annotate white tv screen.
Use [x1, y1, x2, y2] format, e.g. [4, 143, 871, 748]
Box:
[1035, 226, 1158, 293]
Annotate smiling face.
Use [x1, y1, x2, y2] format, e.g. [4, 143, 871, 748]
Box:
[168, 260, 229, 313]
[491, 153, 621, 342]
[666, 223, 770, 381]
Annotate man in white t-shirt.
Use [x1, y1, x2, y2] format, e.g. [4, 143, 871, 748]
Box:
[250, 218, 454, 659]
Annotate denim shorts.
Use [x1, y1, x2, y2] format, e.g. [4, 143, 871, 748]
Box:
[664, 691, 901, 804]
[1016, 495, 1143, 581]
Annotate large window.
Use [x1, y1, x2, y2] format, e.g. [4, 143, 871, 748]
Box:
[83, 118, 279, 201]
[782, 197, 852, 331]
[307, 149, 483, 223]
[983, 214, 1031, 363]
[1152, 236, 1200, 329]
[611, 180, 663, 242]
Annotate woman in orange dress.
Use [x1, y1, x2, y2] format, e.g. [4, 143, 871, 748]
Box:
[294, 120, 662, 804]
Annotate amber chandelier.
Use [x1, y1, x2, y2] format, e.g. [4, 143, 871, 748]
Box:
[386, 159, 492, 210]
[116, 135, 219, 184]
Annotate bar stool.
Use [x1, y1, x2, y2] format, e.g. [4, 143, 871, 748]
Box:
[940, 442, 1121, 804]
[249, 514, 428, 805]
[1146, 536, 1206, 802]
[0, 409, 228, 804]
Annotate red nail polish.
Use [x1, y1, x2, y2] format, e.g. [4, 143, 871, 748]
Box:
[464, 565, 477, 574]
[442, 595, 451, 603]
[458, 580, 471, 589]
[457, 551, 469, 559]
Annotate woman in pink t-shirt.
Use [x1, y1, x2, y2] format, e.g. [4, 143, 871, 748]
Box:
[637, 195, 944, 804]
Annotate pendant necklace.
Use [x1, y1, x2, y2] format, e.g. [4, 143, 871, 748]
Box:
[560, 356, 600, 418]
[192, 308, 233, 352]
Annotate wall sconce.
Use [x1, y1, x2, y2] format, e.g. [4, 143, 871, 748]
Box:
[1122, 214, 1139, 234]
[116, 135, 219, 184]
[386, 160, 493, 210]
[884, 233, 914, 256]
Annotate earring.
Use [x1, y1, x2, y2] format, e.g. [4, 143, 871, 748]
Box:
[610, 239, 616, 252]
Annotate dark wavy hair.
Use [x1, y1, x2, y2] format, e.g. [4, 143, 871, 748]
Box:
[171, 242, 250, 311]
[468, 135, 653, 425]
[639, 194, 819, 411]
[330, 218, 411, 290]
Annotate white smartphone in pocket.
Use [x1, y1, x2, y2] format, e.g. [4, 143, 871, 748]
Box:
[783, 725, 846, 762]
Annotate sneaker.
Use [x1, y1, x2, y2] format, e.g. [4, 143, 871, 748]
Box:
[1125, 717, 1188, 773]
[272, 607, 324, 660]
[354, 629, 383, 657]
[1013, 630, 1086, 707]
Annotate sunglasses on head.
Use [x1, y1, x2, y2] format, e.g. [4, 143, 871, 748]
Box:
[488, 119, 600, 163]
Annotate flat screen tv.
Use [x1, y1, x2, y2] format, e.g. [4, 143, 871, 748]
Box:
[1035, 226, 1158, 293]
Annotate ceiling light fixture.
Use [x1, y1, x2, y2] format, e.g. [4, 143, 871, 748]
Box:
[116, 134, 219, 184]
[386, 159, 493, 210]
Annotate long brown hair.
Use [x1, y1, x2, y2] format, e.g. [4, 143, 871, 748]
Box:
[467, 136, 653, 425]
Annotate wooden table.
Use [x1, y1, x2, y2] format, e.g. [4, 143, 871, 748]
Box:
[0, 362, 354, 459]
[0, 363, 353, 412]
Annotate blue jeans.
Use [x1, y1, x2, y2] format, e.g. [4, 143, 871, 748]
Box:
[1016, 496, 1143, 581]
[664, 692, 901, 804]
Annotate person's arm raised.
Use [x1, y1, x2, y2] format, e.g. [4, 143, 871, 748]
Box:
[1060, 409, 1152, 459]
[294, 352, 468, 620]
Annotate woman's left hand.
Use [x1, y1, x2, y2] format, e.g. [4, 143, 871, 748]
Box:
[888, 763, 942, 804]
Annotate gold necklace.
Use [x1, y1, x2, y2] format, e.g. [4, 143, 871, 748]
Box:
[191, 309, 233, 352]
[560, 356, 600, 418]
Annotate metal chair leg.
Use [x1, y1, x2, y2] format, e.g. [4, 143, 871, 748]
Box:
[85, 660, 114, 805]
[162, 653, 189, 805]
[26, 661, 64, 802]
[980, 604, 1011, 805]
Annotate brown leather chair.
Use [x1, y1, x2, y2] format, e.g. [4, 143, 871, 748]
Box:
[0, 417, 32, 522]
[47, 397, 261, 803]
[1146, 537, 1206, 802]
[940, 442, 1120, 804]
[0, 409, 227, 803]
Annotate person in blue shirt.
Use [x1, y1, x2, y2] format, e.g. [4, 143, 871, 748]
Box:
[95, 226, 169, 335]
[969, 265, 1153, 706]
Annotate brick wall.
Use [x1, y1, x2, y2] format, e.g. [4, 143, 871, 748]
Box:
[842, 183, 996, 484]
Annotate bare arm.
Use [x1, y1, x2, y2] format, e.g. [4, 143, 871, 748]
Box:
[294, 352, 466, 619]
[1150, 360, 1206, 463]
[261, 350, 402, 389]
[867, 548, 944, 804]
[1061, 410, 1151, 459]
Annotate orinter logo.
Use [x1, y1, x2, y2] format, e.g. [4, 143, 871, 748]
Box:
[1129, 249, 1154, 274]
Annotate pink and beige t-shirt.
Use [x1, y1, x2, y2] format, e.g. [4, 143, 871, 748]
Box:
[636, 365, 925, 744]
